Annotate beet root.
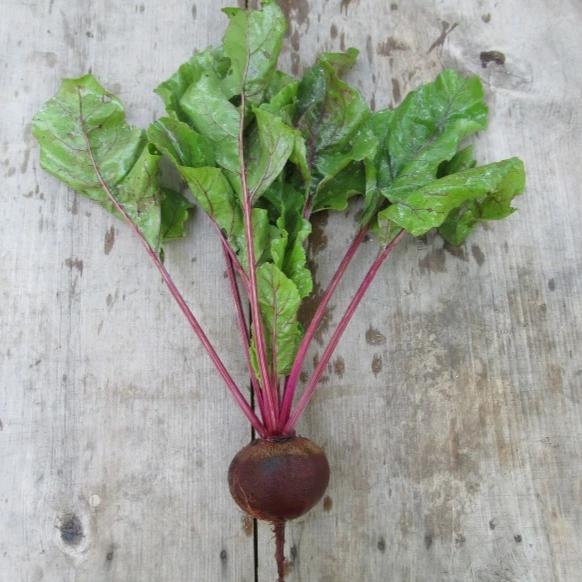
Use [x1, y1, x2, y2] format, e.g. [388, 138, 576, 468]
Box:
[228, 436, 330, 580]
[228, 436, 330, 522]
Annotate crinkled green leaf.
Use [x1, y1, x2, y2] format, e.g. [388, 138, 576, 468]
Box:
[361, 109, 394, 224]
[269, 218, 312, 298]
[312, 123, 377, 212]
[379, 157, 525, 237]
[282, 218, 312, 298]
[265, 70, 297, 101]
[263, 181, 312, 298]
[179, 166, 242, 238]
[313, 162, 366, 212]
[255, 262, 302, 377]
[315, 125, 377, 180]
[32, 75, 144, 197]
[437, 145, 476, 177]
[148, 117, 215, 167]
[364, 70, 490, 232]
[294, 48, 371, 214]
[270, 224, 289, 270]
[261, 79, 300, 125]
[160, 187, 194, 241]
[148, 118, 240, 241]
[371, 216, 405, 246]
[180, 73, 240, 174]
[247, 108, 297, 200]
[115, 144, 165, 247]
[222, 0, 286, 102]
[385, 69, 488, 197]
[32, 74, 186, 250]
[258, 79, 309, 181]
[296, 48, 368, 153]
[439, 155, 525, 245]
[234, 208, 272, 270]
[155, 47, 231, 120]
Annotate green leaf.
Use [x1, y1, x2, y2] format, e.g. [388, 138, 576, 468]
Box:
[155, 47, 230, 121]
[233, 208, 272, 270]
[296, 49, 369, 153]
[265, 70, 297, 101]
[364, 70, 489, 231]
[270, 223, 289, 270]
[294, 48, 372, 214]
[263, 181, 312, 297]
[312, 123, 377, 212]
[222, 0, 286, 102]
[289, 134, 310, 183]
[261, 79, 300, 123]
[178, 166, 242, 239]
[439, 156, 526, 245]
[180, 73, 240, 175]
[361, 109, 394, 224]
[148, 117, 241, 243]
[247, 108, 297, 200]
[115, 144, 165, 247]
[160, 188, 193, 241]
[33, 75, 144, 197]
[269, 218, 312, 298]
[256, 262, 302, 377]
[259, 80, 310, 180]
[148, 117, 215, 167]
[379, 157, 525, 237]
[282, 218, 312, 298]
[313, 162, 366, 212]
[385, 69, 488, 197]
[437, 145, 476, 177]
[32, 74, 184, 250]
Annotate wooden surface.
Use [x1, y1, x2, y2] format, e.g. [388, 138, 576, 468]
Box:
[1, 1, 581, 581]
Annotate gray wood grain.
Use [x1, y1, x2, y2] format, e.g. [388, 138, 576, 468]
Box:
[2, 0, 581, 581]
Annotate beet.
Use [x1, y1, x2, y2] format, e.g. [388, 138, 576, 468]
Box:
[228, 436, 330, 580]
[228, 436, 330, 522]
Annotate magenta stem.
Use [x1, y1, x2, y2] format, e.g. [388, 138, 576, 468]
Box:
[283, 230, 405, 433]
[238, 91, 278, 432]
[221, 232, 249, 291]
[221, 241, 268, 425]
[78, 98, 266, 437]
[278, 226, 369, 425]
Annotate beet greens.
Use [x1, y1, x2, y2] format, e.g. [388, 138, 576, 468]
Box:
[32, 1, 525, 578]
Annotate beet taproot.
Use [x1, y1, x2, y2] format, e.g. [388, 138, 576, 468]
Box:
[228, 436, 330, 522]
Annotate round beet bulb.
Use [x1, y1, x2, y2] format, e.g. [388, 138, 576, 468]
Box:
[228, 436, 330, 522]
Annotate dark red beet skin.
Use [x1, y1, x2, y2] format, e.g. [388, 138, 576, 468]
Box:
[228, 436, 330, 522]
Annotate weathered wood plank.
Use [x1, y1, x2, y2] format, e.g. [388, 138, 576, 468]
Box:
[0, 1, 254, 581]
[256, 0, 582, 581]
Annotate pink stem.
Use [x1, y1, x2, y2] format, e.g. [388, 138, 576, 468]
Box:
[79, 100, 265, 437]
[278, 226, 369, 425]
[220, 231, 249, 291]
[238, 91, 278, 432]
[283, 230, 405, 433]
[221, 241, 268, 426]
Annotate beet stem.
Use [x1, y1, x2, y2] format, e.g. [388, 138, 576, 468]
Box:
[222, 241, 268, 420]
[284, 230, 406, 432]
[220, 230, 250, 290]
[238, 87, 279, 431]
[77, 91, 266, 437]
[274, 521, 286, 582]
[279, 226, 369, 425]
